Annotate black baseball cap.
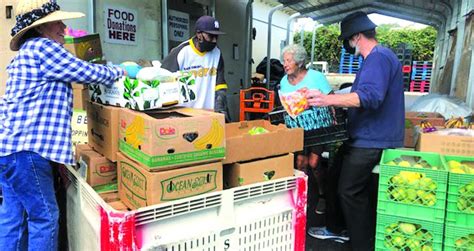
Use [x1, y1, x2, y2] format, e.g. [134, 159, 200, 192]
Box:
[195, 15, 226, 35]
[338, 11, 377, 40]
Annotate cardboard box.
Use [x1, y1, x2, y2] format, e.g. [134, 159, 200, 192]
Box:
[417, 130, 474, 156]
[78, 150, 117, 187]
[89, 74, 196, 111]
[87, 102, 120, 162]
[109, 200, 129, 211]
[75, 144, 92, 163]
[64, 34, 103, 62]
[99, 191, 119, 203]
[117, 153, 223, 210]
[119, 107, 225, 170]
[72, 82, 86, 89]
[73, 88, 89, 110]
[404, 112, 445, 147]
[94, 181, 119, 203]
[224, 153, 294, 188]
[224, 120, 303, 164]
[71, 109, 88, 152]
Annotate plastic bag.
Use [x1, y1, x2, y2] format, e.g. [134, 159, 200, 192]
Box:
[408, 94, 473, 120]
[279, 88, 309, 118]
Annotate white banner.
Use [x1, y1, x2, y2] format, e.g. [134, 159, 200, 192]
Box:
[168, 10, 190, 42]
[104, 5, 138, 45]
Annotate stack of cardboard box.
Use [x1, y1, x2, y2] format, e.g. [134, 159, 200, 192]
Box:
[70, 34, 304, 211]
[223, 120, 303, 188]
[116, 107, 226, 210]
[404, 112, 445, 148]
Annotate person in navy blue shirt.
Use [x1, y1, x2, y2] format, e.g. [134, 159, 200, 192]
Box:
[306, 11, 404, 250]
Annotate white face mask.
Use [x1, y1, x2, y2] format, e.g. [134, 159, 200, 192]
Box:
[350, 35, 361, 56]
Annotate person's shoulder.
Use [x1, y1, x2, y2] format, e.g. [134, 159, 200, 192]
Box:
[307, 69, 325, 78]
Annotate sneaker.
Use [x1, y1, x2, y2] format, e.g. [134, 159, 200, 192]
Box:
[315, 198, 326, 215]
[307, 227, 350, 242]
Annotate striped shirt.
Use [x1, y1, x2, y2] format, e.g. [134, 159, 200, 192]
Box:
[0, 37, 123, 165]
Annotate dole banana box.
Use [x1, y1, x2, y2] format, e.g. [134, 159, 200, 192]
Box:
[117, 153, 223, 210]
[119, 107, 225, 170]
[87, 101, 120, 162]
[77, 149, 117, 187]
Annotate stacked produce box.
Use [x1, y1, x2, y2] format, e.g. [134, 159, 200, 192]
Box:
[68, 34, 304, 212]
[339, 47, 363, 74]
[410, 61, 432, 93]
[394, 43, 413, 91]
[443, 155, 474, 250]
[376, 149, 447, 251]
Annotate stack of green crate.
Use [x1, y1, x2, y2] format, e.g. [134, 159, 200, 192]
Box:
[443, 155, 474, 251]
[375, 149, 448, 251]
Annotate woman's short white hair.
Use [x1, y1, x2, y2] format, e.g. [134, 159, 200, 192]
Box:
[281, 44, 307, 68]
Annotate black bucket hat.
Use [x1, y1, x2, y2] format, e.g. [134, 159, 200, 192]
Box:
[338, 11, 377, 40]
[339, 11, 377, 54]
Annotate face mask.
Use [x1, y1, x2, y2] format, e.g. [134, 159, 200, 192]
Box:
[198, 39, 217, 52]
[349, 35, 361, 56]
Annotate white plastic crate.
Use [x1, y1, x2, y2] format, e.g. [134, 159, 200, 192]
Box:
[64, 165, 307, 251]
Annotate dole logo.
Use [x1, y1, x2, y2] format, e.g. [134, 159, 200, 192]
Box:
[159, 126, 176, 136]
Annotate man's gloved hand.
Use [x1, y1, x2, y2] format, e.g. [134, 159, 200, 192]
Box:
[215, 89, 231, 122]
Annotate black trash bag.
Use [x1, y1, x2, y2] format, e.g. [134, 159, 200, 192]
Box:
[256, 57, 285, 83]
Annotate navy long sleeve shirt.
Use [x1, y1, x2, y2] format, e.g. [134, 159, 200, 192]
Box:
[348, 45, 405, 149]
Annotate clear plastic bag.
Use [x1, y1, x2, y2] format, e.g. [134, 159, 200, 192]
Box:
[408, 94, 473, 120]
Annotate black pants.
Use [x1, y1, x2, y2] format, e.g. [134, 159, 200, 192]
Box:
[327, 144, 382, 251]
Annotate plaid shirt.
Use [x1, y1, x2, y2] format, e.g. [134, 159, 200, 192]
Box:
[0, 37, 123, 165]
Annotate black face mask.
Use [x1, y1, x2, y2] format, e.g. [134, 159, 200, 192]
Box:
[198, 39, 217, 52]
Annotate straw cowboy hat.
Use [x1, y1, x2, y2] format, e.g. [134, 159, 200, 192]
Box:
[10, 0, 84, 51]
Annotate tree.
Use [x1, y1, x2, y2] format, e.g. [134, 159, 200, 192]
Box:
[293, 24, 437, 73]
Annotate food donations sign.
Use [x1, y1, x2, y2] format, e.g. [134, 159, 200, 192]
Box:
[104, 6, 138, 45]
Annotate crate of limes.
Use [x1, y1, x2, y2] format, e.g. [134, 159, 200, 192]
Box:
[378, 149, 448, 222]
[443, 224, 474, 251]
[375, 213, 443, 251]
[443, 155, 474, 228]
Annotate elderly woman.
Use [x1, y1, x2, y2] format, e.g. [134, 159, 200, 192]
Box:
[0, 0, 125, 250]
[279, 43, 333, 228]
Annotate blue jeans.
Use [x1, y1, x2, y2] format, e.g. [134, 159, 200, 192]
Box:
[0, 151, 59, 251]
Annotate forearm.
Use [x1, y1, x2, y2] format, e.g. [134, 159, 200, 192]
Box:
[328, 92, 361, 108]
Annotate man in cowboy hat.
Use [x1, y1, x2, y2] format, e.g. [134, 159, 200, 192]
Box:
[0, 0, 125, 250]
[306, 11, 405, 250]
[161, 15, 231, 122]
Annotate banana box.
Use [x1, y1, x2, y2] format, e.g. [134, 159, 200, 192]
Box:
[77, 149, 117, 187]
[224, 120, 303, 164]
[87, 101, 121, 162]
[224, 153, 294, 188]
[405, 112, 445, 148]
[117, 153, 223, 209]
[119, 107, 226, 170]
[88, 74, 196, 111]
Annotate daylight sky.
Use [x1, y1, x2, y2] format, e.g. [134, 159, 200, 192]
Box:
[294, 13, 428, 31]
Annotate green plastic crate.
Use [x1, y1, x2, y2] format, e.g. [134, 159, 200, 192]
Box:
[443, 224, 474, 251]
[443, 155, 474, 228]
[375, 213, 444, 251]
[378, 149, 448, 222]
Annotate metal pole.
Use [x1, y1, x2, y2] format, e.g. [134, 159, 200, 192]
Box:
[161, 0, 169, 58]
[87, 0, 95, 33]
[244, 0, 254, 89]
[266, 4, 284, 88]
[310, 24, 322, 68]
[300, 27, 304, 46]
[286, 13, 301, 46]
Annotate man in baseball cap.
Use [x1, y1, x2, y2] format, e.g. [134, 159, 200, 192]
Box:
[306, 11, 405, 250]
[162, 15, 230, 121]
